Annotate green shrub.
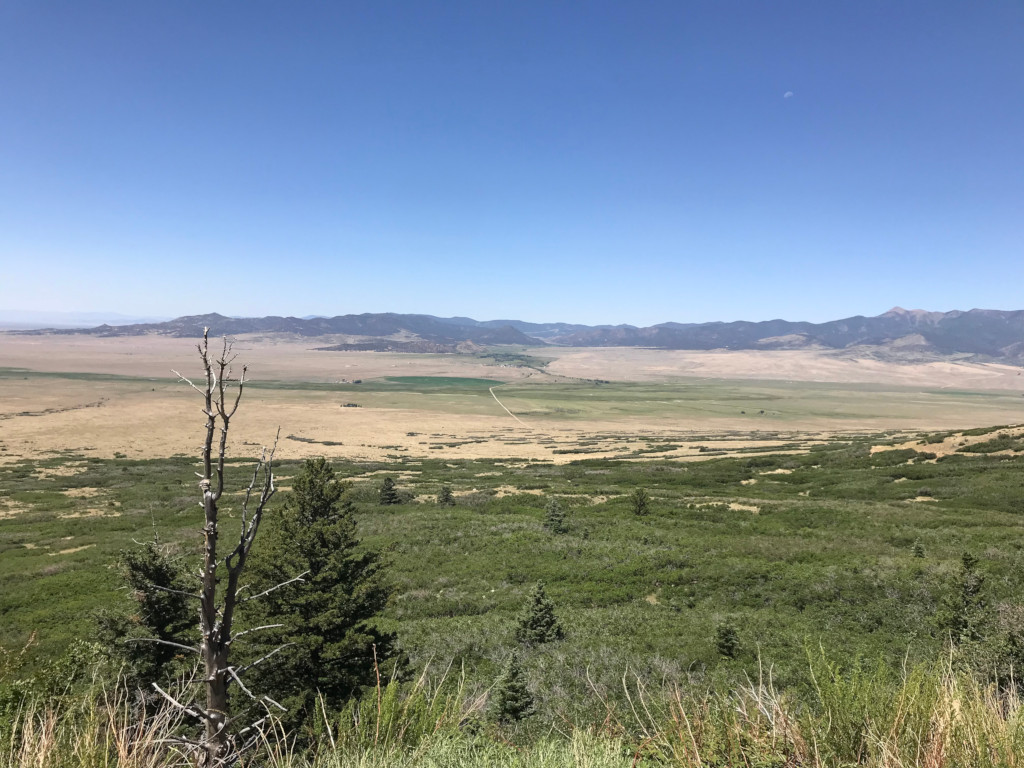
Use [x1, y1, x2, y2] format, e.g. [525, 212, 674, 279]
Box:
[629, 488, 651, 516]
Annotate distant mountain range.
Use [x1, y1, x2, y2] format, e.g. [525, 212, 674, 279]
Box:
[12, 307, 1024, 362]
[0, 310, 171, 330]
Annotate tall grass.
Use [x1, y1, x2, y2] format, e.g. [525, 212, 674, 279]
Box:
[627, 652, 1024, 767]
[2, 655, 1023, 767]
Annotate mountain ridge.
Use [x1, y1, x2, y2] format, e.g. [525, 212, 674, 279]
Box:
[12, 308, 1024, 363]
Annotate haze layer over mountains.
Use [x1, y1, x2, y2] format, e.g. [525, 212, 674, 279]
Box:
[12, 307, 1024, 364]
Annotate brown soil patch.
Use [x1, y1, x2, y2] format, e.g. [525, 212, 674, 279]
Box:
[60, 509, 121, 519]
[33, 463, 87, 479]
[0, 500, 32, 519]
[62, 487, 103, 498]
[493, 485, 545, 498]
[358, 470, 422, 480]
[728, 502, 760, 513]
[48, 544, 96, 556]
[873, 426, 1024, 458]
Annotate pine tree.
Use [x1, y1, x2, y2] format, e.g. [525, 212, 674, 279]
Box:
[489, 651, 534, 724]
[515, 582, 564, 646]
[96, 541, 194, 687]
[436, 484, 455, 506]
[937, 551, 989, 646]
[244, 458, 399, 730]
[543, 497, 568, 533]
[630, 487, 651, 516]
[714, 620, 741, 659]
[378, 476, 401, 505]
[912, 540, 926, 558]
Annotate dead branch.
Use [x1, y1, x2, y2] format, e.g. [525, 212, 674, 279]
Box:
[151, 683, 210, 723]
[142, 583, 201, 600]
[236, 643, 295, 675]
[238, 571, 309, 605]
[171, 370, 206, 397]
[230, 624, 285, 641]
[123, 638, 200, 654]
[225, 666, 258, 701]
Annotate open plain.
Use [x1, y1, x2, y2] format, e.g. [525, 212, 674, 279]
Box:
[1, 333, 1023, 465]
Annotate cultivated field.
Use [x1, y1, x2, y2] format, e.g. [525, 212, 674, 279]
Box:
[2, 333, 1023, 465]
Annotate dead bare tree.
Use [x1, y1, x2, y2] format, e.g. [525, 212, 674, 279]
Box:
[152, 329, 300, 766]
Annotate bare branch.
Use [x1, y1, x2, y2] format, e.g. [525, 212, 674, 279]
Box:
[224, 364, 247, 421]
[238, 571, 309, 604]
[235, 713, 275, 738]
[225, 665, 258, 701]
[236, 643, 295, 675]
[151, 682, 210, 722]
[171, 370, 207, 397]
[230, 624, 285, 641]
[123, 638, 200, 654]
[260, 694, 287, 712]
[142, 583, 201, 600]
[152, 736, 205, 748]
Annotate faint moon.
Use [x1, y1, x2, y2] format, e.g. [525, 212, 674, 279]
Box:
[783, 91, 794, 99]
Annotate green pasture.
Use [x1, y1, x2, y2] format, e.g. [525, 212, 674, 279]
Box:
[3, 366, 1023, 428]
[489, 379, 1024, 425]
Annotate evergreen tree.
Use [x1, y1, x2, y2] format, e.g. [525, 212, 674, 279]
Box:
[96, 541, 194, 687]
[543, 497, 568, 534]
[378, 476, 401, 505]
[937, 551, 989, 646]
[630, 487, 651, 516]
[714, 620, 741, 659]
[244, 458, 399, 730]
[515, 582, 564, 646]
[912, 540, 926, 558]
[436, 484, 455, 506]
[489, 652, 534, 724]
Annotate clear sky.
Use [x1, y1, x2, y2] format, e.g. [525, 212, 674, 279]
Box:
[1, 1, 1022, 326]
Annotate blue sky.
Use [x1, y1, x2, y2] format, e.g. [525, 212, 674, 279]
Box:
[1, 1, 1022, 326]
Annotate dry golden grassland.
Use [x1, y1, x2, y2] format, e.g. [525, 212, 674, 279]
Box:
[1, 333, 1022, 465]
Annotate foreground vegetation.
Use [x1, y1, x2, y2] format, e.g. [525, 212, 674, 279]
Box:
[3, 422, 1024, 764]
[4, 655, 1024, 767]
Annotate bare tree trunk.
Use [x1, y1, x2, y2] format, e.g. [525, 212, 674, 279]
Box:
[173, 329, 279, 766]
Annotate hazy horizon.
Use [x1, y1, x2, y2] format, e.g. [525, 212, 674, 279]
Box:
[4, 303, 1022, 333]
